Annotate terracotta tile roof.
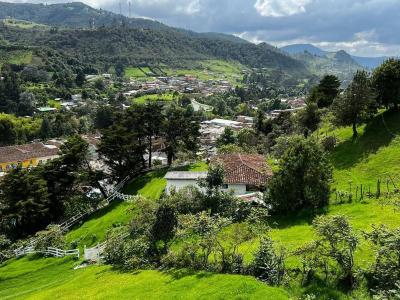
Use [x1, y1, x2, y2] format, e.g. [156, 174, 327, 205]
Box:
[0, 143, 60, 164]
[210, 154, 273, 186]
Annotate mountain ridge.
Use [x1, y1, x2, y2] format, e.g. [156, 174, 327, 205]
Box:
[281, 43, 390, 69]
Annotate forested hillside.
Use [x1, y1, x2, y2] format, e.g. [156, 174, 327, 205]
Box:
[0, 1, 168, 30]
[0, 21, 308, 78]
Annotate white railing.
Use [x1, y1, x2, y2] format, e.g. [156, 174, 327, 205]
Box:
[14, 177, 129, 258]
[14, 161, 194, 258]
[15, 246, 79, 259]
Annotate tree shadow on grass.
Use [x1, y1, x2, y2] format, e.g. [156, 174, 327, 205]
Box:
[123, 169, 168, 195]
[163, 268, 213, 282]
[331, 110, 400, 170]
[67, 200, 126, 232]
[269, 207, 327, 230]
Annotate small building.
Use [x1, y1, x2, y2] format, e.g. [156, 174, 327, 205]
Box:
[37, 107, 57, 113]
[165, 171, 208, 194]
[0, 142, 60, 175]
[164, 154, 273, 196]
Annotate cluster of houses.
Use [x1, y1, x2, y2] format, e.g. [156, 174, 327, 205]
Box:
[200, 116, 254, 157]
[123, 75, 233, 98]
[37, 94, 84, 113]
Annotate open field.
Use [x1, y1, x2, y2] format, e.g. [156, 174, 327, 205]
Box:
[2, 18, 49, 29]
[0, 50, 33, 67]
[124, 60, 245, 85]
[132, 92, 175, 104]
[0, 256, 289, 300]
[162, 60, 245, 85]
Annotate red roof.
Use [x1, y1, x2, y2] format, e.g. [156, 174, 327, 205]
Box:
[210, 154, 273, 186]
[0, 143, 59, 164]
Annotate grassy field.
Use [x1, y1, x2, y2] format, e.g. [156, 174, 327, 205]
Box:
[0, 256, 289, 300]
[132, 93, 175, 104]
[124, 67, 149, 79]
[323, 110, 400, 191]
[161, 60, 245, 85]
[3, 19, 49, 29]
[0, 50, 33, 67]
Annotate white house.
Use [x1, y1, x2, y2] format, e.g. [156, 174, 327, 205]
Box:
[164, 154, 273, 196]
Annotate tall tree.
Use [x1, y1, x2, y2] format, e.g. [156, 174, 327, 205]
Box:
[0, 168, 51, 240]
[0, 65, 21, 113]
[309, 75, 341, 108]
[162, 104, 200, 165]
[332, 70, 374, 138]
[296, 102, 321, 137]
[143, 102, 163, 168]
[372, 58, 400, 109]
[217, 127, 237, 147]
[0, 118, 16, 146]
[75, 69, 86, 87]
[98, 110, 147, 180]
[268, 136, 332, 213]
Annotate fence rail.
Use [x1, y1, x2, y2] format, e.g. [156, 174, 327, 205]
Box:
[14, 161, 194, 258]
[15, 246, 79, 259]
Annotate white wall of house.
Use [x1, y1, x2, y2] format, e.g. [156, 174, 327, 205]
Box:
[221, 184, 247, 196]
[166, 179, 203, 194]
[166, 180, 247, 196]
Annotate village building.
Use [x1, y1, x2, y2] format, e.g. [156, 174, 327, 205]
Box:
[165, 154, 273, 196]
[0, 142, 60, 176]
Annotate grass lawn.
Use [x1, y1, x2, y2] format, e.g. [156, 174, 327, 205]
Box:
[323, 110, 400, 191]
[66, 162, 208, 248]
[162, 60, 245, 85]
[124, 67, 148, 78]
[132, 92, 175, 104]
[0, 256, 289, 300]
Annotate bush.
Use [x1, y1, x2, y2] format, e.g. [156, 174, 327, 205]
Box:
[34, 225, 66, 251]
[321, 136, 337, 152]
[251, 236, 286, 285]
[0, 234, 12, 263]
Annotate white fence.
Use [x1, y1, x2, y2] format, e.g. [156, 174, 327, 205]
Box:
[84, 243, 106, 262]
[15, 246, 79, 259]
[14, 161, 194, 258]
[14, 177, 129, 258]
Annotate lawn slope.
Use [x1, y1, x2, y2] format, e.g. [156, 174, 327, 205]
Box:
[66, 162, 207, 248]
[0, 256, 289, 300]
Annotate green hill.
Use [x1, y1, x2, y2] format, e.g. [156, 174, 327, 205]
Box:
[0, 256, 290, 300]
[0, 1, 309, 84]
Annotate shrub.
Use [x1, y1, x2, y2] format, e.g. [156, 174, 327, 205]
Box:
[34, 225, 66, 251]
[251, 236, 286, 285]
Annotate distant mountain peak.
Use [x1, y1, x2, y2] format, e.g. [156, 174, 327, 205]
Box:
[281, 44, 326, 57]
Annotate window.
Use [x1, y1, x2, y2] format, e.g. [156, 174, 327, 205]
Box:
[0, 166, 2, 172]
[246, 185, 259, 192]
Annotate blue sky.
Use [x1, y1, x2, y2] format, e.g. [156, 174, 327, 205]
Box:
[10, 0, 400, 57]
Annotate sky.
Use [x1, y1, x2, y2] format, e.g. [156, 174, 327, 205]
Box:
[9, 0, 400, 57]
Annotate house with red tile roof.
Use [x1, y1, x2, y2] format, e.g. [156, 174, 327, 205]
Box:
[165, 154, 272, 196]
[0, 142, 60, 176]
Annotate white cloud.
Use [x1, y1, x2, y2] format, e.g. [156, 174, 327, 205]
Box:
[254, 0, 312, 17]
[134, 0, 201, 15]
